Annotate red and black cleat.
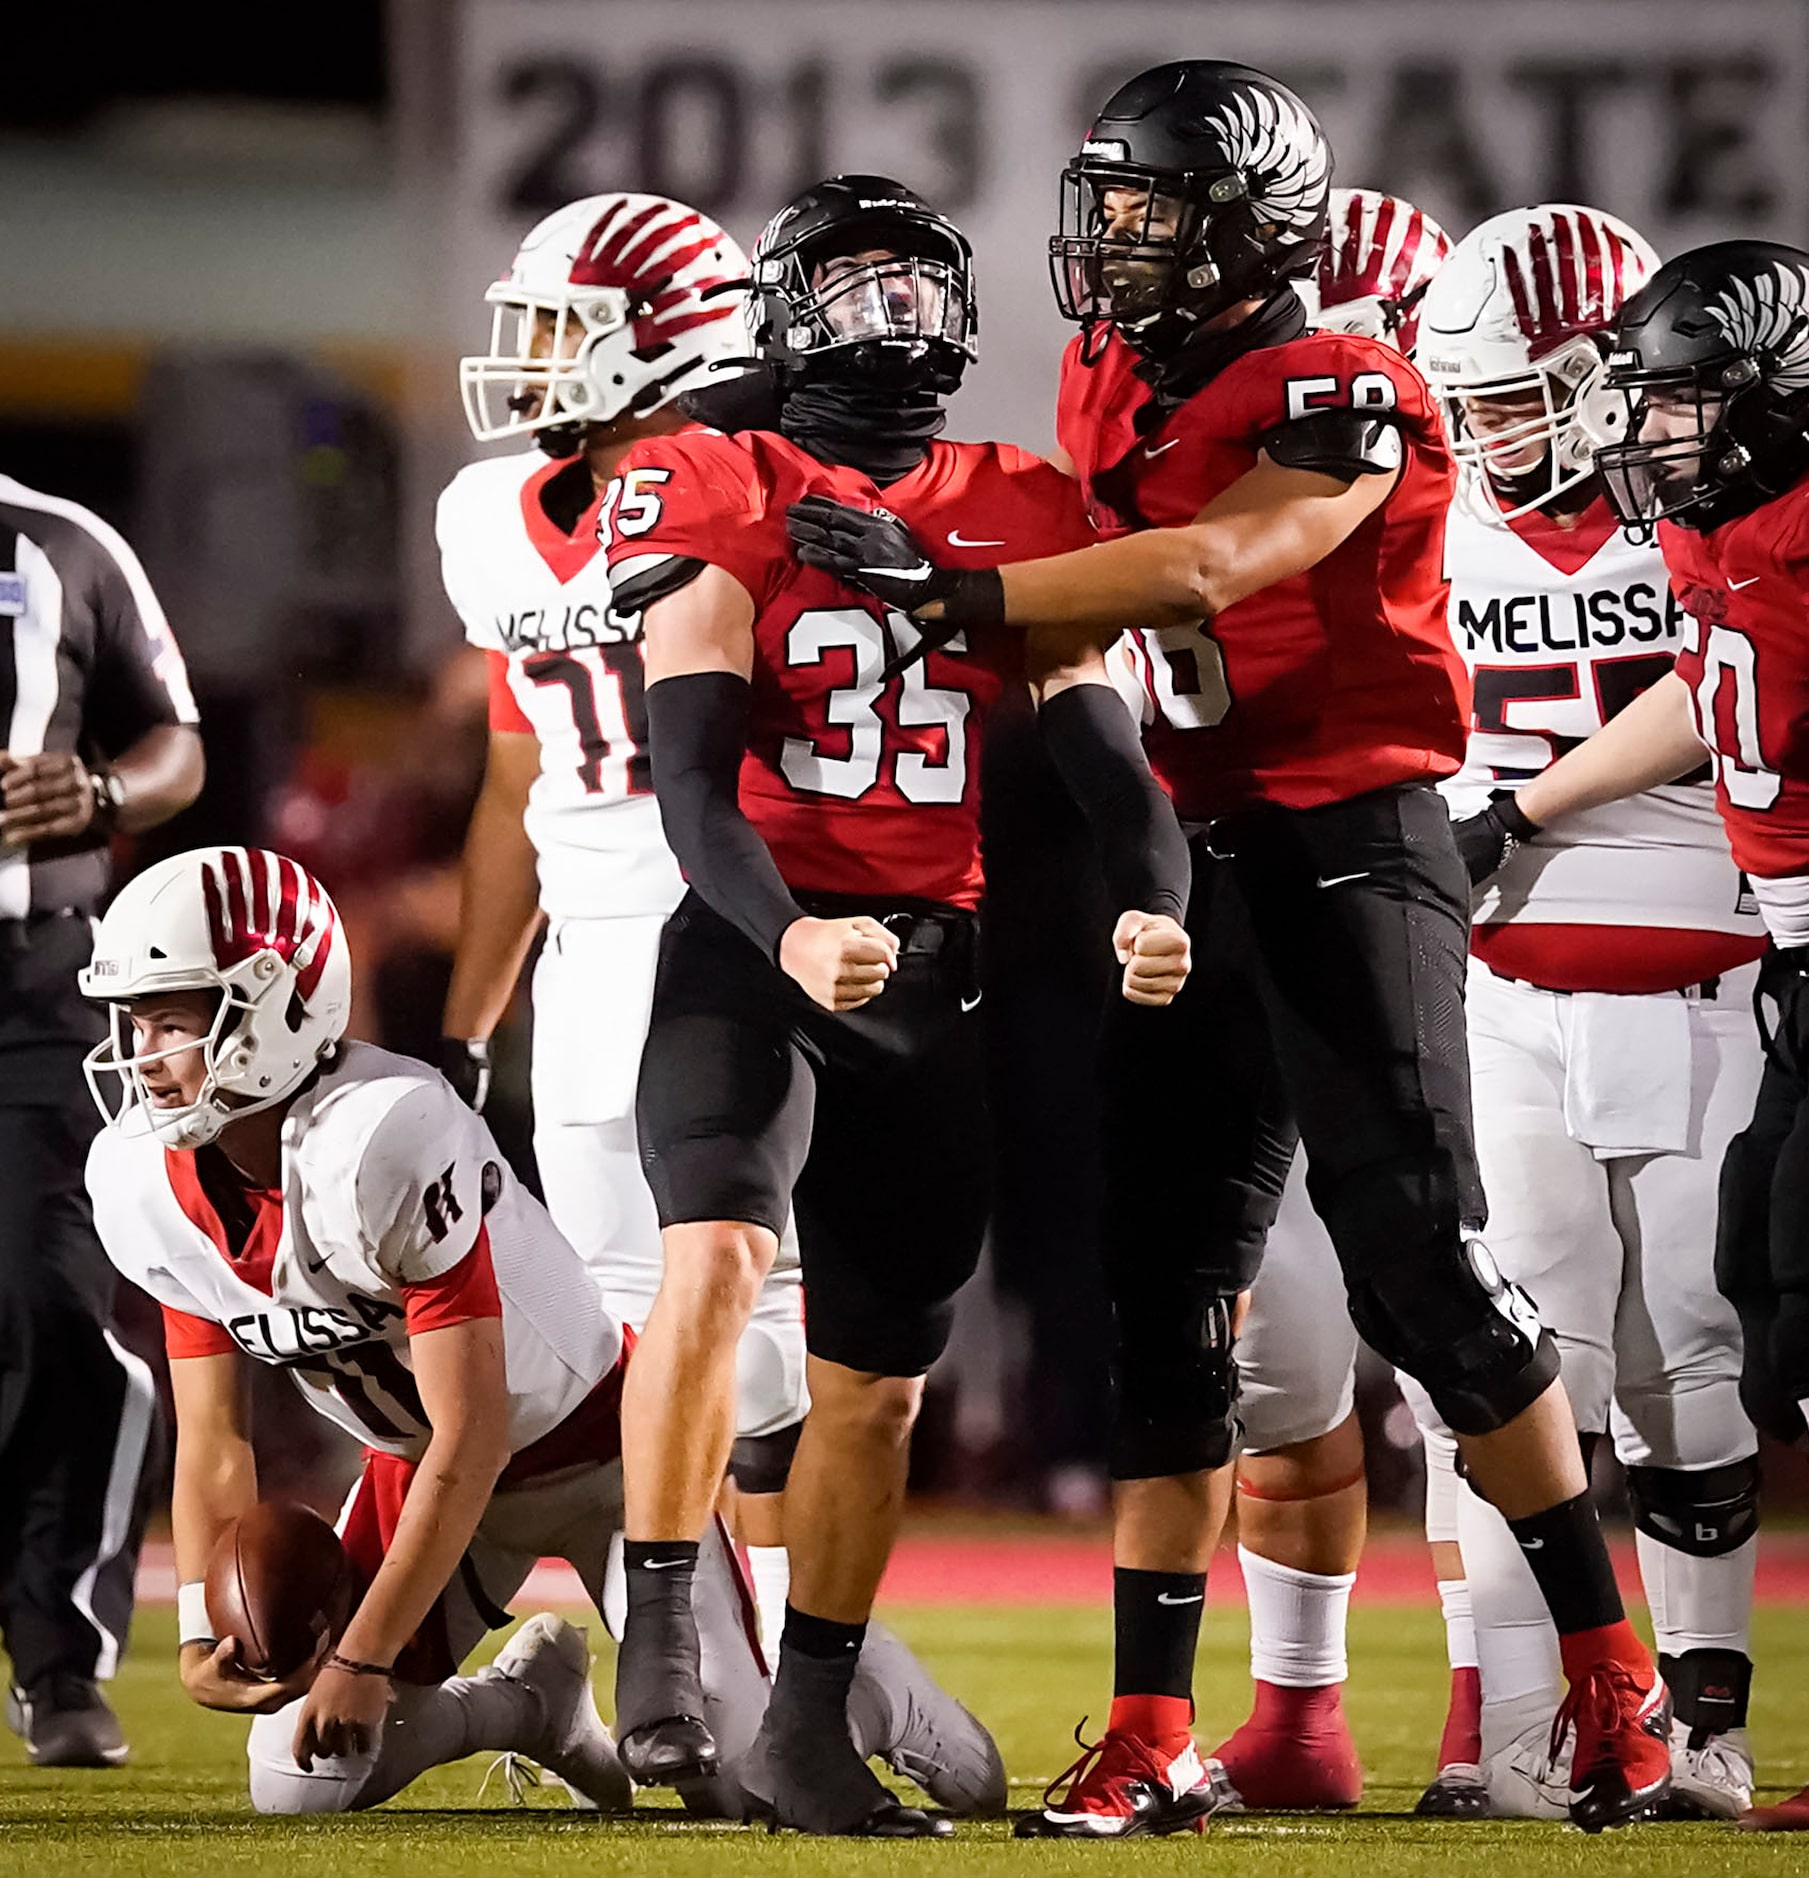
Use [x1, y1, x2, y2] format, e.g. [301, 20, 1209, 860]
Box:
[1016, 1720, 1234, 1839]
[1554, 1659, 1671, 1833]
[1739, 1784, 1809, 1831]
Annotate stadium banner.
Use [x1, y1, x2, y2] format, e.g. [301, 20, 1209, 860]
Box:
[452, 0, 1809, 452]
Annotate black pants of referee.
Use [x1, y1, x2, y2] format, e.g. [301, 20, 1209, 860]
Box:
[1099, 782, 1553, 1480]
[1717, 944, 1809, 1446]
[0, 913, 157, 1692]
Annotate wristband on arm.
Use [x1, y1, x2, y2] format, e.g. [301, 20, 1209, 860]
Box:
[1038, 683, 1191, 922]
[645, 671, 808, 964]
[178, 1581, 216, 1649]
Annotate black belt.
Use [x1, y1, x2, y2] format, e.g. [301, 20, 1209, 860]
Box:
[792, 892, 973, 959]
[1487, 966, 1721, 1002]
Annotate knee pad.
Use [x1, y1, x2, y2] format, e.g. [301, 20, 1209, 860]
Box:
[1626, 1457, 1761, 1559]
[1110, 1292, 1240, 1480]
[1346, 1226, 1560, 1437]
[728, 1419, 802, 1497]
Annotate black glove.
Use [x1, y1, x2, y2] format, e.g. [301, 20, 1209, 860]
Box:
[437, 1036, 492, 1113]
[1452, 792, 1541, 885]
[785, 496, 1003, 675]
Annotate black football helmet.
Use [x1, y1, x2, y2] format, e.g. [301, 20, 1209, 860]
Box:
[748, 174, 977, 394]
[1051, 60, 1332, 351]
[1594, 240, 1809, 534]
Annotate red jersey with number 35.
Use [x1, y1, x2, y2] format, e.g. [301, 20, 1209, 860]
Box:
[1662, 484, 1809, 888]
[1057, 327, 1466, 820]
[603, 428, 1094, 909]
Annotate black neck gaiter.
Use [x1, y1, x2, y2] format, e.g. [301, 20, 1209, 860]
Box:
[1132, 287, 1310, 418]
[779, 379, 949, 486]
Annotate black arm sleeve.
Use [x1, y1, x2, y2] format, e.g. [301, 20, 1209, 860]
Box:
[1038, 682, 1190, 921]
[645, 670, 807, 964]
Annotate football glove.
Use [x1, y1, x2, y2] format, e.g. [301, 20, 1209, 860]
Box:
[786, 496, 1002, 674]
[437, 1036, 492, 1113]
[1451, 792, 1541, 885]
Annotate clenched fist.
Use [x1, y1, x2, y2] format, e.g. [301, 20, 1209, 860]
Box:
[779, 915, 900, 1013]
[1114, 910, 1191, 1007]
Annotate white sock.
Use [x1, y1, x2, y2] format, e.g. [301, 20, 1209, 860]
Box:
[1240, 1544, 1354, 1688]
[1455, 1472, 1562, 1758]
[747, 1543, 791, 1663]
[1422, 1425, 1461, 1548]
[1636, 1530, 1756, 1659]
[1438, 1578, 1478, 1672]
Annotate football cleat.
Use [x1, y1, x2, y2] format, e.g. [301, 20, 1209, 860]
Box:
[739, 1712, 952, 1837]
[1739, 1783, 1809, 1831]
[1016, 1722, 1233, 1838]
[1553, 1658, 1671, 1833]
[1414, 1761, 1490, 1818]
[486, 1613, 632, 1812]
[4, 1677, 128, 1769]
[617, 1714, 717, 1787]
[1210, 1686, 1362, 1810]
[846, 1620, 1007, 1817]
[1658, 1722, 1754, 1821]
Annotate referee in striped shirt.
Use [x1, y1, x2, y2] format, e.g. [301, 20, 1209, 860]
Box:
[0, 471, 203, 1767]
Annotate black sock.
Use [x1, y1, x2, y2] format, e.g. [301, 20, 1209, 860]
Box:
[615, 1538, 703, 1734]
[1113, 1567, 1205, 1699]
[1662, 1648, 1753, 1741]
[1505, 1492, 1624, 1635]
[770, 1607, 867, 1729]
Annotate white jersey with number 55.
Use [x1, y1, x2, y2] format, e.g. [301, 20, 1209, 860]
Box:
[437, 448, 682, 920]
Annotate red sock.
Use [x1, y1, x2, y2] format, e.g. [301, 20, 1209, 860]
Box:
[1108, 1693, 1193, 1741]
[1244, 1679, 1345, 1732]
[1436, 1665, 1482, 1768]
[1559, 1619, 1651, 1684]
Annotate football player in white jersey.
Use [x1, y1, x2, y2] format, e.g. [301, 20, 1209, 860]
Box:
[78, 846, 1003, 1820]
[438, 194, 809, 1656]
[1424, 204, 1765, 1821]
[1204, 189, 1452, 1815]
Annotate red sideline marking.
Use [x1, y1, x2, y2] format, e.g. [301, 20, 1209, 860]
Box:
[137, 1530, 1809, 1609]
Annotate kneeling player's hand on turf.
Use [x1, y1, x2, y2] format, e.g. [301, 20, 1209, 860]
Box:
[780, 915, 899, 1013]
[294, 1658, 393, 1768]
[180, 1636, 321, 1715]
[1114, 911, 1191, 1007]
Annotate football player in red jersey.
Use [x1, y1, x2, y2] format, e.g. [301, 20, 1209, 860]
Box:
[1467, 239, 1809, 1834]
[599, 176, 1192, 1836]
[791, 63, 1670, 1837]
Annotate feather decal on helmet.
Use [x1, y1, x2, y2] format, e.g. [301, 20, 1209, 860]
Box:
[1706, 261, 1809, 392]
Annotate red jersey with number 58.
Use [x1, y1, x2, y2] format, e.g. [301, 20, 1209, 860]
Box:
[1057, 327, 1466, 820]
[1662, 485, 1809, 910]
[602, 428, 1094, 910]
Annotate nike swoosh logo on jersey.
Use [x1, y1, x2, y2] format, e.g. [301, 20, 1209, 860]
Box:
[1728, 575, 1760, 590]
[1156, 1591, 1204, 1605]
[303, 1252, 328, 1274]
[1520, 1537, 1545, 1551]
[947, 530, 1006, 549]
[1316, 871, 1370, 889]
[1144, 438, 1181, 458]
[960, 991, 983, 1013]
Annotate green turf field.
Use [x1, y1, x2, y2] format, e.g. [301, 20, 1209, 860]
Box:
[4, 1602, 1806, 1875]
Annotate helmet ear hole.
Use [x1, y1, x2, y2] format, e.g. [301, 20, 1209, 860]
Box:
[285, 986, 307, 1034]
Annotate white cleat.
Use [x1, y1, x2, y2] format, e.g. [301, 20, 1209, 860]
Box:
[1661, 1722, 1754, 1820]
[488, 1613, 634, 1813]
[1482, 1716, 1572, 1820]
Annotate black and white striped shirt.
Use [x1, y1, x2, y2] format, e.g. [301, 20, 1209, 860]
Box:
[0, 473, 198, 918]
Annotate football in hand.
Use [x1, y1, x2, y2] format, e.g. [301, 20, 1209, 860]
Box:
[204, 1501, 354, 1681]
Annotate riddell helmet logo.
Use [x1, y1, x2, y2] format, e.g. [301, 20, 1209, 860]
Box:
[1082, 139, 1130, 161]
[89, 958, 120, 977]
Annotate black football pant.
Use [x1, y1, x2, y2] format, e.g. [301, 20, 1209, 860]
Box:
[0, 916, 158, 1691]
[1717, 944, 1809, 1444]
[1101, 783, 1554, 1480]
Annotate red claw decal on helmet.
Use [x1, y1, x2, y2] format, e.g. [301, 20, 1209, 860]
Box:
[570, 200, 738, 351]
[201, 848, 337, 998]
[1500, 208, 1639, 358]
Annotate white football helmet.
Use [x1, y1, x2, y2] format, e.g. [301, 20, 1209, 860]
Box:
[1301, 188, 1451, 353]
[461, 194, 751, 445]
[80, 848, 351, 1149]
[1418, 204, 1660, 520]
